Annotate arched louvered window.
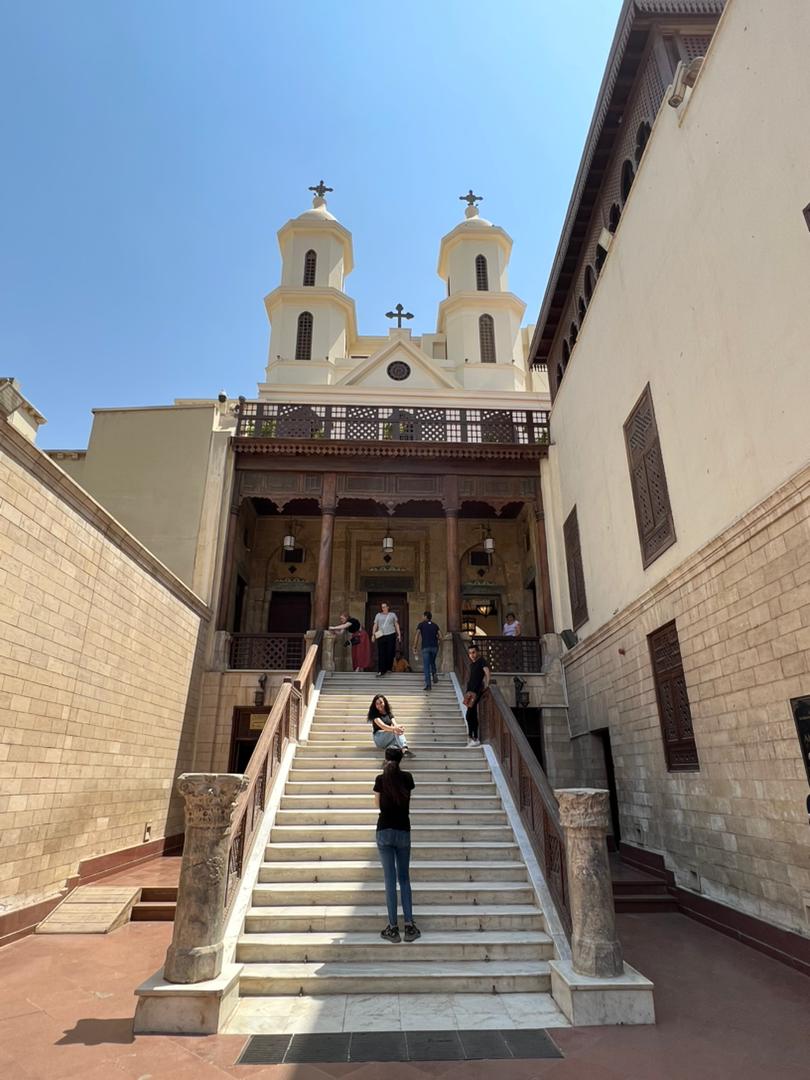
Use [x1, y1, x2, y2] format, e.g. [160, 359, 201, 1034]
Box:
[621, 159, 635, 203]
[569, 322, 578, 347]
[295, 311, 313, 360]
[578, 296, 587, 321]
[608, 202, 621, 233]
[562, 340, 570, 369]
[303, 249, 317, 286]
[584, 265, 595, 302]
[556, 363, 564, 388]
[475, 254, 489, 291]
[595, 244, 607, 275]
[634, 121, 652, 165]
[479, 314, 496, 363]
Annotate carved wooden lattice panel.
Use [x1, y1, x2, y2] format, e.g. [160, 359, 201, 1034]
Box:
[563, 506, 588, 631]
[648, 620, 699, 771]
[624, 385, 677, 567]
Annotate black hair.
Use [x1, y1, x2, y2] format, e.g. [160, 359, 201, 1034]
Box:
[367, 694, 393, 721]
[506, 612, 516, 619]
[468, 644, 479, 653]
[423, 610, 432, 620]
[378, 746, 409, 806]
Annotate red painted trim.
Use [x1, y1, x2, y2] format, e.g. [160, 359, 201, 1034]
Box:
[0, 834, 184, 949]
[619, 843, 810, 978]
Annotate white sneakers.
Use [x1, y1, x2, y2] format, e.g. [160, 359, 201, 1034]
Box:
[466, 737, 480, 747]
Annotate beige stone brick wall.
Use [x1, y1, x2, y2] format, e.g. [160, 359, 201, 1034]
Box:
[563, 464, 810, 936]
[195, 670, 291, 773]
[0, 422, 209, 911]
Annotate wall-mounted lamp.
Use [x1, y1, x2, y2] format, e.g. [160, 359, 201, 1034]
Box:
[483, 525, 495, 555]
[255, 673, 268, 706]
[382, 529, 394, 554]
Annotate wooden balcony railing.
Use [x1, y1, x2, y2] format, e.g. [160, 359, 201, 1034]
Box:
[473, 636, 543, 672]
[228, 633, 306, 670]
[235, 400, 549, 447]
[453, 634, 571, 938]
[224, 632, 323, 912]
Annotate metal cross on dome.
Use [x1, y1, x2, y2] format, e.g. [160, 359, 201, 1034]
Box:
[385, 303, 414, 329]
[308, 180, 333, 198]
[459, 189, 483, 207]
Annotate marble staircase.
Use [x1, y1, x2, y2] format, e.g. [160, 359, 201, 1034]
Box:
[226, 671, 568, 1027]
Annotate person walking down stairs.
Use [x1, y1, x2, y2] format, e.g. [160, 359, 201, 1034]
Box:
[463, 643, 490, 747]
[374, 746, 421, 944]
[368, 694, 415, 757]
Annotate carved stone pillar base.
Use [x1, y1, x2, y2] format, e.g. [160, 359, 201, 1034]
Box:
[556, 788, 623, 979]
[163, 773, 248, 985]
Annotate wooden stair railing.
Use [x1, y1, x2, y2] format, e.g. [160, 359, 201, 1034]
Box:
[453, 632, 571, 937]
[224, 631, 323, 914]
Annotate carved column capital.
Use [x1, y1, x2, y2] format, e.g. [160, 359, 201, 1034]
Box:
[177, 773, 249, 830]
[556, 788, 611, 831]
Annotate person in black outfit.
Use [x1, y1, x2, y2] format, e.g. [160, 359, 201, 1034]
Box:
[413, 610, 441, 691]
[373, 746, 421, 943]
[464, 643, 490, 746]
[329, 612, 371, 671]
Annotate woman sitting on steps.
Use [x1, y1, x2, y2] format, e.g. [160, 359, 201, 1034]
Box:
[367, 694, 414, 757]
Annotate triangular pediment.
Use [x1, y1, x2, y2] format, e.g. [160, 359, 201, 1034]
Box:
[335, 336, 460, 390]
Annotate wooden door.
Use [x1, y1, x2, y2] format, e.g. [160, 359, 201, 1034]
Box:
[228, 706, 272, 771]
[267, 591, 311, 634]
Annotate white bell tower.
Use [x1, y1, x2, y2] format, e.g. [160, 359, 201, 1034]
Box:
[263, 182, 357, 387]
[436, 192, 527, 391]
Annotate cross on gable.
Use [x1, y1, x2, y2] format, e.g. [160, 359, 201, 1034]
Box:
[459, 189, 483, 207]
[385, 303, 414, 329]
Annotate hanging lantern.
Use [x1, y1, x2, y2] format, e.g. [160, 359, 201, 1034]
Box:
[382, 529, 394, 554]
[483, 525, 495, 555]
[283, 521, 296, 552]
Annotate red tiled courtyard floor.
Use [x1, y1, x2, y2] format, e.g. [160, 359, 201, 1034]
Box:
[0, 911, 807, 1079]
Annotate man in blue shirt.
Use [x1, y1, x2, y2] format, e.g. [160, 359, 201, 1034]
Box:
[413, 610, 441, 691]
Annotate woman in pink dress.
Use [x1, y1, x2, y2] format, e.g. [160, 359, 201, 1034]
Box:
[329, 612, 372, 671]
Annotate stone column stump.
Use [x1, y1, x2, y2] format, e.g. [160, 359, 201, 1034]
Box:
[163, 773, 249, 984]
[556, 788, 623, 978]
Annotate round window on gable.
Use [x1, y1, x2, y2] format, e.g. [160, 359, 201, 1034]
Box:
[387, 361, 411, 381]
[620, 159, 635, 203]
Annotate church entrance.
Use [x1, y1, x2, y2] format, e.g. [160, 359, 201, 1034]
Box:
[365, 592, 409, 669]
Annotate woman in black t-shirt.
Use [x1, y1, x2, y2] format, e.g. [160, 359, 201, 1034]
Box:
[329, 611, 371, 671]
[373, 747, 421, 943]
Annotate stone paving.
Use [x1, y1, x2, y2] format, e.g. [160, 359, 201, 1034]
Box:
[0, 911, 808, 1078]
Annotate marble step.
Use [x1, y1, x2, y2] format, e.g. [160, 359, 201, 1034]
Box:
[236, 930, 553, 964]
[238, 960, 552, 995]
[279, 794, 503, 810]
[270, 824, 514, 843]
[274, 809, 508, 826]
[244, 904, 545, 934]
[258, 860, 528, 884]
[285, 780, 497, 794]
[295, 751, 483, 764]
[252, 881, 535, 907]
[288, 767, 491, 782]
[306, 734, 467, 745]
[265, 841, 522, 862]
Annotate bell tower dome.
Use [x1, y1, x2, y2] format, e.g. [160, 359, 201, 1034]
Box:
[436, 192, 527, 391]
[263, 182, 357, 387]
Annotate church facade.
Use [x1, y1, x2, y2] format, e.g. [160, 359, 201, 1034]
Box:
[2, 0, 809, 974]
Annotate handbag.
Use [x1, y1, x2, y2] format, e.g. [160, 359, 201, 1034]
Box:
[463, 691, 477, 708]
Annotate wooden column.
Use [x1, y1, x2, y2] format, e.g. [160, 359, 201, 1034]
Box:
[444, 475, 461, 632]
[534, 490, 555, 635]
[313, 473, 337, 630]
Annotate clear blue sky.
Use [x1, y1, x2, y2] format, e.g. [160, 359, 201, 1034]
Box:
[1, 0, 622, 448]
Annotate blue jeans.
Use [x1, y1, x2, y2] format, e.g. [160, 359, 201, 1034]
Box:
[376, 828, 413, 926]
[421, 646, 438, 688]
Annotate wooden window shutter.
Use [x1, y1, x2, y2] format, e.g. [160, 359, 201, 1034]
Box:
[648, 620, 699, 771]
[479, 314, 496, 363]
[295, 312, 313, 360]
[563, 505, 588, 631]
[624, 384, 676, 568]
[303, 249, 317, 286]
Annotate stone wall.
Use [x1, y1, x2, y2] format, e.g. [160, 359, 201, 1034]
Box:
[195, 670, 292, 773]
[0, 421, 209, 911]
[563, 464, 810, 936]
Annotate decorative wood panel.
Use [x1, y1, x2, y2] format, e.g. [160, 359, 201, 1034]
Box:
[648, 620, 699, 771]
[563, 506, 588, 631]
[624, 384, 676, 568]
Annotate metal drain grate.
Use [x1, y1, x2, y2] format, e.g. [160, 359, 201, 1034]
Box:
[236, 1029, 563, 1065]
